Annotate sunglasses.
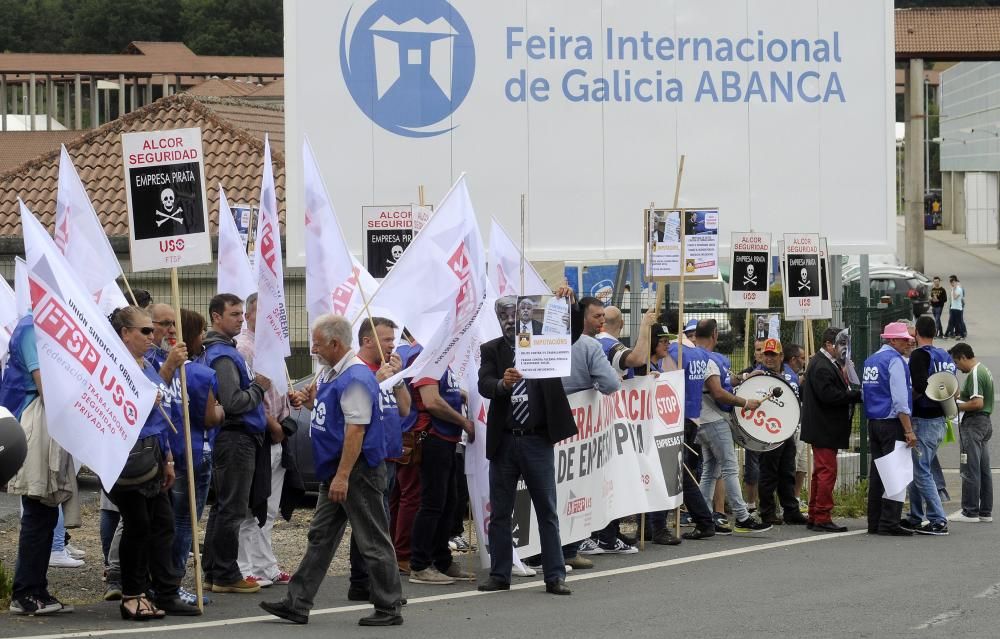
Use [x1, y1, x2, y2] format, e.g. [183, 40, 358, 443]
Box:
[129, 326, 155, 336]
[153, 320, 175, 328]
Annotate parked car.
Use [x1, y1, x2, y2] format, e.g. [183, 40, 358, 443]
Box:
[843, 265, 931, 317]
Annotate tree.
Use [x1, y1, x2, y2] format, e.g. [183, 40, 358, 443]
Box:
[180, 0, 283, 57]
[65, 0, 184, 53]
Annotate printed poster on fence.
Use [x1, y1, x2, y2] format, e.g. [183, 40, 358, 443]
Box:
[514, 295, 572, 379]
[363, 204, 414, 278]
[645, 208, 719, 279]
[508, 372, 685, 559]
[121, 127, 211, 272]
[781, 233, 822, 318]
[730, 232, 771, 308]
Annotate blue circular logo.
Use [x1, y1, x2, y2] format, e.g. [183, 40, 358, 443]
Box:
[340, 0, 476, 138]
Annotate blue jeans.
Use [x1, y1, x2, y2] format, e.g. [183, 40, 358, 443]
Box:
[488, 432, 565, 584]
[697, 419, 750, 522]
[172, 450, 214, 577]
[51, 505, 66, 553]
[960, 413, 993, 518]
[100, 507, 121, 566]
[931, 306, 944, 336]
[907, 417, 947, 525]
[13, 497, 58, 599]
[946, 308, 966, 338]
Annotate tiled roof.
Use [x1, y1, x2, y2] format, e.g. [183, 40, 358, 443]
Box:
[0, 93, 285, 238]
[249, 78, 284, 98]
[185, 78, 264, 98]
[896, 7, 1000, 59]
[0, 131, 82, 173]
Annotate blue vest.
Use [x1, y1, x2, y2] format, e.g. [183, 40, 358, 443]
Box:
[140, 363, 174, 453]
[396, 343, 422, 433]
[0, 316, 38, 419]
[371, 362, 403, 459]
[311, 362, 386, 483]
[168, 361, 219, 472]
[915, 345, 957, 411]
[707, 351, 734, 413]
[423, 369, 464, 440]
[200, 341, 267, 434]
[863, 347, 912, 419]
[597, 334, 634, 380]
[144, 345, 168, 372]
[668, 342, 709, 421]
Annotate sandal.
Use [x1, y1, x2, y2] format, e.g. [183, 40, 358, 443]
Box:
[119, 595, 163, 621]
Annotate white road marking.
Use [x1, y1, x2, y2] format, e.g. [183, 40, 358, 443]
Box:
[975, 582, 1000, 599]
[8, 530, 867, 639]
[913, 609, 962, 630]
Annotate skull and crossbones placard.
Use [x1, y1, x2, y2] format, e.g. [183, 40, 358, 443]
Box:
[363, 205, 416, 278]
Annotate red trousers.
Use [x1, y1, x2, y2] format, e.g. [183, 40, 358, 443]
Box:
[390, 461, 421, 562]
[808, 447, 838, 524]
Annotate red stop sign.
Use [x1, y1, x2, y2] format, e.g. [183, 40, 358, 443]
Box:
[655, 383, 681, 425]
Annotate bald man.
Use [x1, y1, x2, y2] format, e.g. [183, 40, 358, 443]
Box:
[145, 302, 187, 384]
[593, 304, 669, 378]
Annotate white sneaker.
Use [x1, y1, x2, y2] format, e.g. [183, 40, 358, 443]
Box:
[564, 564, 573, 573]
[511, 564, 536, 577]
[948, 511, 982, 523]
[49, 549, 84, 568]
[65, 544, 86, 560]
[981, 516, 994, 523]
[578, 538, 604, 555]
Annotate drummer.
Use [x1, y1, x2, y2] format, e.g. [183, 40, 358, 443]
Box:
[745, 338, 809, 526]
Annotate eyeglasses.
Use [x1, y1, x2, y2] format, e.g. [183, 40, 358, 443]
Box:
[129, 326, 155, 336]
[152, 320, 175, 328]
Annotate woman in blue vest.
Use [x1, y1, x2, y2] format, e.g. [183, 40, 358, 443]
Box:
[862, 322, 918, 536]
[170, 309, 223, 603]
[107, 306, 200, 620]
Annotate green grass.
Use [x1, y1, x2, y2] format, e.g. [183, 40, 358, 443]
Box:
[0, 559, 11, 610]
[800, 479, 869, 519]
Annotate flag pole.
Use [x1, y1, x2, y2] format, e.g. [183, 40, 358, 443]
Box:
[671, 154, 686, 541]
[520, 194, 526, 295]
[170, 268, 204, 612]
[120, 271, 140, 307]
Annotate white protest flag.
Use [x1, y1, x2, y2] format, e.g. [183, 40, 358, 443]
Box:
[252, 135, 291, 393]
[14, 257, 30, 318]
[217, 185, 256, 299]
[302, 138, 381, 330]
[488, 218, 549, 297]
[0, 274, 16, 364]
[20, 200, 158, 491]
[55, 145, 130, 313]
[371, 175, 488, 388]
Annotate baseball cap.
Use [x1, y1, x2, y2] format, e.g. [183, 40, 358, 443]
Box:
[683, 319, 698, 334]
[763, 338, 782, 354]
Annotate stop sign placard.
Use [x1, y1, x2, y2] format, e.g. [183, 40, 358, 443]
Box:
[655, 382, 681, 426]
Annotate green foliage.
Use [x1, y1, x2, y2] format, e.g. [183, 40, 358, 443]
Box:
[0, 559, 11, 610]
[0, 0, 281, 56]
[831, 480, 869, 519]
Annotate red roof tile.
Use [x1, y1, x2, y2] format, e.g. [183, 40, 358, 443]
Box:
[896, 7, 1000, 59]
[185, 78, 264, 98]
[0, 131, 83, 173]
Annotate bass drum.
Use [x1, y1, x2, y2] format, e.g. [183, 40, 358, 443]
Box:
[730, 374, 800, 453]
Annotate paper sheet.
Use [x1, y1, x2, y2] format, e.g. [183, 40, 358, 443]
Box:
[874, 440, 913, 502]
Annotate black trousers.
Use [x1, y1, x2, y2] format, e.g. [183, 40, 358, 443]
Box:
[867, 418, 906, 533]
[410, 435, 458, 573]
[108, 487, 179, 598]
[759, 439, 798, 520]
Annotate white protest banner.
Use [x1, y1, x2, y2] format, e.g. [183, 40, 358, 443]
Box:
[488, 218, 549, 297]
[781, 234, 822, 317]
[14, 257, 30, 318]
[253, 135, 291, 394]
[122, 127, 211, 272]
[20, 201, 158, 492]
[729, 232, 771, 309]
[514, 295, 571, 379]
[302, 138, 381, 331]
[363, 204, 414, 279]
[217, 186, 257, 300]
[0, 274, 16, 364]
[508, 372, 684, 559]
[370, 175, 488, 389]
[56, 145, 130, 313]
[645, 208, 719, 279]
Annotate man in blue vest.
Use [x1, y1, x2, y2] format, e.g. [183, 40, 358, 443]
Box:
[261, 314, 403, 627]
[200, 293, 270, 594]
[862, 322, 918, 536]
[902, 316, 955, 536]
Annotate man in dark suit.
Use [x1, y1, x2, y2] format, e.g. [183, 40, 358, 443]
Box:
[516, 297, 544, 335]
[477, 293, 577, 596]
[800, 327, 862, 532]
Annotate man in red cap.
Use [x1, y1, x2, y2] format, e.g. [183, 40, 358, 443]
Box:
[862, 322, 918, 536]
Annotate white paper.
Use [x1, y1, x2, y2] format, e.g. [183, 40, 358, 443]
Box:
[874, 440, 913, 501]
[515, 295, 571, 379]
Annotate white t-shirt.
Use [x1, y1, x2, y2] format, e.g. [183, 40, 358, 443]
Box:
[699, 359, 728, 424]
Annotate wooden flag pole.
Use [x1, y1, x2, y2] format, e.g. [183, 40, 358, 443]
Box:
[520, 194, 526, 294]
[356, 280, 386, 364]
[120, 272, 140, 307]
[170, 268, 204, 612]
[670, 155, 686, 540]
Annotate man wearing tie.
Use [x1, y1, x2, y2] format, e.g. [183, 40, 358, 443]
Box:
[517, 297, 543, 335]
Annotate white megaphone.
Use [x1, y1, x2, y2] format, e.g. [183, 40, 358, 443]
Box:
[926, 372, 960, 419]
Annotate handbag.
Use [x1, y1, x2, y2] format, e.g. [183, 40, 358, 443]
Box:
[116, 436, 162, 486]
[393, 431, 426, 466]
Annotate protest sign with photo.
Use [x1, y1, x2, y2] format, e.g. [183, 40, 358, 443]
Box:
[644, 208, 719, 279]
[781, 233, 822, 317]
[363, 205, 414, 278]
[730, 232, 771, 308]
[122, 127, 211, 272]
[514, 295, 572, 379]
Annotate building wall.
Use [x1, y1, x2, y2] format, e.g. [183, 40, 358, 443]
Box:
[940, 62, 1000, 172]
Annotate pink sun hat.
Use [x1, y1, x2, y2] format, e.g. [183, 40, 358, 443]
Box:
[880, 322, 912, 340]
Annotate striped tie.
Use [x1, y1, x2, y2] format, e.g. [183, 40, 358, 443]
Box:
[512, 379, 529, 425]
